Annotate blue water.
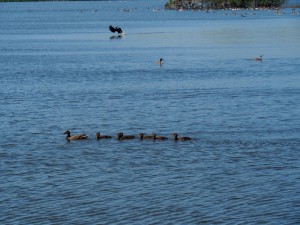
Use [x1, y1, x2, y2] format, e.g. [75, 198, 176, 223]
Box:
[1, 0, 300, 224]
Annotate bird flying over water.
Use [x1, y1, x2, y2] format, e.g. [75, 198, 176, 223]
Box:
[109, 25, 123, 34]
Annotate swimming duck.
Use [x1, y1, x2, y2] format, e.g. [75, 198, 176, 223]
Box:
[64, 130, 88, 140]
[117, 132, 135, 140]
[155, 58, 164, 66]
[159, 58, 164, 66]
[116, 132, 123, 140]
[253, 54, 263, 61]
[152, 133, 168, 140]
[96, 132, 112, 139]
[172, 133, 192, 141]
[139, 133, 153, 140]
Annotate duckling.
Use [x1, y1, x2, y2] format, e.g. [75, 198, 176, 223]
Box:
[117, 132, 135, 140]
[152, 133, 168, 140]
[117, 132, 123, 140]
[172, 133, 192, 141]
[96, 132, 112, 140]
[122, 133, 136, 139]
[139, 133, 153, 140]
[64, 130, 88, 140]
[253, 54, 263, 61]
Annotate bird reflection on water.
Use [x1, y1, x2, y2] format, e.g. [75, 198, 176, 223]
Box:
[110, 35, 123, 40]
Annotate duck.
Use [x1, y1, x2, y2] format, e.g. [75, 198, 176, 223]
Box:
[155, 58, 164, 66]
[253, 54, 263, 61]
[159, 58, 164, 66]
[139, 133, 153, 140]
[96, 132, 112, 139]
[152, 133, 168, 140]
[117, 132, 135, 140]
[64, 130, 88, 140]
[172, 133, 192, 141]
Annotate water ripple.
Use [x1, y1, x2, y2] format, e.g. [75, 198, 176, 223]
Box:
[1, 1, 300, 224]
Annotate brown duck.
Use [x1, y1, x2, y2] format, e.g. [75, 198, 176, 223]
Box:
[64, 130, 88, 140]
[152, 133, 168, 140]
[117, 132, 135, 140]
[139, 133, 154, 140]
[96, 132, 112, 139]
[172, 133, 192, 141]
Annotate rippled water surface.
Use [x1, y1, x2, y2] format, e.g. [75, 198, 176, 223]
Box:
[1, 0, 300, 224]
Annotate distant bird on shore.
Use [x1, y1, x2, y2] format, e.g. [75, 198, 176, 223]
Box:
[253, 54, 263, 61]
[64, 130, 88, 140]
[109, 25, 123, 34]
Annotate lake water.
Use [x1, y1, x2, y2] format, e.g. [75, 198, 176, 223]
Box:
[1, 0, 300, 224]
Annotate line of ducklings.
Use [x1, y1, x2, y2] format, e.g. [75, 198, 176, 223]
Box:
[64, 130, 192, 141]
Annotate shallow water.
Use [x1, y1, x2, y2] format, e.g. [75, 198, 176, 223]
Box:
[1, 0, 300, 224]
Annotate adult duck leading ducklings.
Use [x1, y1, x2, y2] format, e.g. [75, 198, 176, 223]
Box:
[64, 130, 88, 140]
[64, 131, 192, 141]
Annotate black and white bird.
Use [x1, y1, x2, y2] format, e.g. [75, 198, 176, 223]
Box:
[109, 25, 123, 34]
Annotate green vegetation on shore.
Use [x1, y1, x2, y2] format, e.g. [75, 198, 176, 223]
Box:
[165, 0, 287, 9]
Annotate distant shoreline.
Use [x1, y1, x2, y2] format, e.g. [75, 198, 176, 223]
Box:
[165, 5, 300, 10]
[1, 0, 299, 9]
[164, 0, 300, 10]
[164, 5, 300, 10]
